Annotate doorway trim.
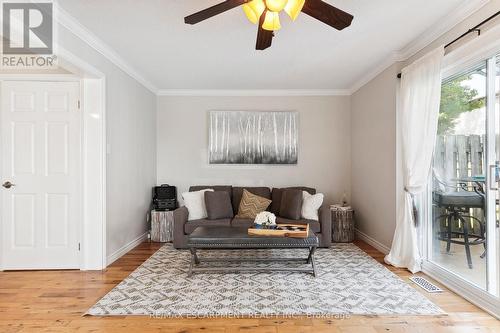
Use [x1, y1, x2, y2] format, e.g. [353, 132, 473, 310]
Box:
[0, 46, 107, 271]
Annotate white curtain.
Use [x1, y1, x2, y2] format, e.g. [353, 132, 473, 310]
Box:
[385, 47, 445, 273]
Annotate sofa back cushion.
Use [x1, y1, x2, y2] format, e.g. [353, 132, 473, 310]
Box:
[270, 187, 316, 215]
[270, 188, 283, 215]
[204, 191, 234, 220]
[232, 187, 271, 214]
[279, 189, 304, 220]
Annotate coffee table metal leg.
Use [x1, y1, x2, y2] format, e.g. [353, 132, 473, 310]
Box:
[308, 246, 317, 276]
[306, 246, 315, 264]
[190, 247, 200, 264]
[311, 255, 317, 277]
[188, 256, 193, 278]
[188, 247, 199, 277]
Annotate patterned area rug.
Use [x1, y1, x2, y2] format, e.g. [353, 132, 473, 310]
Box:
[87, 244, 444, 317]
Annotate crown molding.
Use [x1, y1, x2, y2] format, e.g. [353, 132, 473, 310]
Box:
[395, 0, 491, 61]
[54, 5, 158, 94]
[157, 89, 352, 97]
[349, 0, 491, 94]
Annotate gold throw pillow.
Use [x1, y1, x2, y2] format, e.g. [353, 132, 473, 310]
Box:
[236, 189, 272, 219]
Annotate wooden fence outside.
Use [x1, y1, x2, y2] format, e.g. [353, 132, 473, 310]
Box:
[434, 134, 485, 183]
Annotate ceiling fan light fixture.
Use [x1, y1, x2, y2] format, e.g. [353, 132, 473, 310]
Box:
[262, 10, 281, 31]
[265, 0, 288, 12]
[243, 0, 266, 24]
[185, 0, 354, 50]
[284, 0, 305, 21]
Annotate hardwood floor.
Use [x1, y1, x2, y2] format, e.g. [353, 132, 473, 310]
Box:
[0, 240, 498, 333]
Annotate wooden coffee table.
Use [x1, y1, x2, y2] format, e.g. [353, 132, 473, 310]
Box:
[186, 226, 319, 277]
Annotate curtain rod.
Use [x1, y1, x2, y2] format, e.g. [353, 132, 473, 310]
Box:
[396, 10, 500, 79]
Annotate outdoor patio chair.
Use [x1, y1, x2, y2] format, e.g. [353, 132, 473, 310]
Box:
[432, 173, 486, 269]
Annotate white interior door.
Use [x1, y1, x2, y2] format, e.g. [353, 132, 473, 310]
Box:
[1, 81, 81, 270]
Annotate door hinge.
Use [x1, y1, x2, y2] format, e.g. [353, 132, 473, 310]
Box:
[78, 243, 81, 251]
[77, 100, 80, 109]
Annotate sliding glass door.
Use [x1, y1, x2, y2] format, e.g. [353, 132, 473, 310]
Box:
[428, 54, 499, 295]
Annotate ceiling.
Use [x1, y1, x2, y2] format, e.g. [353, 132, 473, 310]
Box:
[58, 0, 474, 91]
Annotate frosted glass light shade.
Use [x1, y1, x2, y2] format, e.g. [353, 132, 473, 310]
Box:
[265, 0, 288, 12]
[284, 0, 305, 21]
[243, 0, 266, 24]
[262, 11, 281, 31]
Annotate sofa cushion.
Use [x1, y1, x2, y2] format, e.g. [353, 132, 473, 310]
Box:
[184, 218, 231, 234]
[190, 185, 232, 197]
[205, 191, 234, 220]
[270, 187, 316, 215]
[270, 188, 284, 215]
[276, 217, 321, 233]
[232, 187, 271, 214]
[182, 189, 214, 221]
[235, 189, 272, 219]
[279, 189, 303, 220]
[231, 217, 255, 228]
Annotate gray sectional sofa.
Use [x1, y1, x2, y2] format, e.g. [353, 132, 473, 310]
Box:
[172, 185, 332, 248]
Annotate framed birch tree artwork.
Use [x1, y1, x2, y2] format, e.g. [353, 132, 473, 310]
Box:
[208, 111, 298, 164]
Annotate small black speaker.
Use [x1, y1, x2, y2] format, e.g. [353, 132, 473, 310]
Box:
[152, 184, 177, 211]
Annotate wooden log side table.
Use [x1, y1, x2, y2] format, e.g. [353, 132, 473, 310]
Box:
[331, 208, 355, 243]
[151, 210, 174, 242]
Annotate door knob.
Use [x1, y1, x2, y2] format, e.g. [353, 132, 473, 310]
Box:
[2, 181, 15, 189]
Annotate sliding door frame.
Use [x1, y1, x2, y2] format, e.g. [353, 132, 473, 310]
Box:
[485, 56, 499, 296]
[419, 25, 500, 319]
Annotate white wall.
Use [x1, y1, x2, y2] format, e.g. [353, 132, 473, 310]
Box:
[157, 96, 351, 205]
[350, 1, 500, 250]
[351, 63, 401, 249]
[57, 24, 157, 259]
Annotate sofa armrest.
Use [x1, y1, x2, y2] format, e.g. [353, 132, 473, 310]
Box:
[318, 205, 332, 247]
[173, 206, 189, 248]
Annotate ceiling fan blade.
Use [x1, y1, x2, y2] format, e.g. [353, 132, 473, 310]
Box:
[302, 0, 353, 30]
[255, 12, 273, 50]
[185, 0, 248, 25]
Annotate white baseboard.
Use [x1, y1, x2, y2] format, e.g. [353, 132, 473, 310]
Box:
[106, 232, 148, 266]
[355, 229, 391, 254]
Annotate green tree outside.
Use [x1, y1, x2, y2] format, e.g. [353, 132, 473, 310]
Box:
[438, 74, 485, 134]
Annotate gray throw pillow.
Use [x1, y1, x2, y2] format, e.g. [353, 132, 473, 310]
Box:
[270, 188, 283, 215]
[205, 191, 234, 220]
[279, 189, 303, 220]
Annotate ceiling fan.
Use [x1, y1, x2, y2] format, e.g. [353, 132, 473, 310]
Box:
[184, 0, 354, 50]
